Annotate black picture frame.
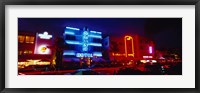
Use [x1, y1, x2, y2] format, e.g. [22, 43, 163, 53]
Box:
[0, 0, 199, 93]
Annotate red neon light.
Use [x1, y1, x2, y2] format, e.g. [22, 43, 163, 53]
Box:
[124, 36, 134, 57]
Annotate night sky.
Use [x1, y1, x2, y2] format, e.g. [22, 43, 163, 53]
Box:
[18, 18, 182, 50]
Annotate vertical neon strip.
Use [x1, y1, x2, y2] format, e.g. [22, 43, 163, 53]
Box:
[131, 37, 134, 57]
[149, 46, 152, 54]
[82, 31, 89, 52]
[124, 36, 134, 57]
[124, 36, 127, 57]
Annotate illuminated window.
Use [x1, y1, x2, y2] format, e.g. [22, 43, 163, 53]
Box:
[29, 51, 33, 54]
[23, 50, 32, 54]
[24, 50, 29, 54]
[25, 36, 34, 44]
[18, 35, 25, 43]
[18, 51, 23, 55]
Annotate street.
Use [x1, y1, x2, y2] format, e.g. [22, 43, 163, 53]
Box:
[18, 61, 182, 75]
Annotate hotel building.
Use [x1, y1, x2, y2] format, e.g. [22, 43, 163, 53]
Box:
[109, 35, 155, 61]
[63, 27, 103, 62]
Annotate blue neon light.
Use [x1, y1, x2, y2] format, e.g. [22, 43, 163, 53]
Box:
[66, 27, 80, 31]
[83, 36, 89, 40]
[65, 40, 82, 45]
[76, 53, 93, 57]
[82, 44, 88, 51]
[82, 31, 89, 52]
[83, 31, 89, 35]
[90, 31, 96, 33]
[63, 51, 76, 55]
[64, 31, 75, 35]
[88, 43, 102, 47]
[89, 35, 102, 39]
[96, 32, 102, 34]
[90, 31, 102, 34]
[63, 27, 104, 59]
[93, 52, 102, 57]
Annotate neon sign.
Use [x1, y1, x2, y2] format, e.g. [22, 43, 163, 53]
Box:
[64, 31, 75, 35]
[82, 31, 89, 51]
[63, 26, 103, 59]
[38, 32, 52, 39]
[124, 36, 134, 57]
[76, 52, 102, 57]
[90, 31, 102, 34]
[143, 56, 153, 58]
[149, 46, 153, 54]
[40, 47, 47, 52]
[65, 40, 82, 45]
[38, 45, 50, 54]
[88, 43, 102, 47]
[89, 34, 102, 38]
[66, 27, 80, 31]
[76, 53, 93, 57]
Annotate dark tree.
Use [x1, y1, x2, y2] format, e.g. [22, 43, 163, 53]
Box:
[53, 37, 68, 70]
[110, 41, 119, 62]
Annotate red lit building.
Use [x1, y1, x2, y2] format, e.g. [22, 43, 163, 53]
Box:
[108, 35, 155, 61]
[18, 31, 53, 67]
[18, 32, 36, 56]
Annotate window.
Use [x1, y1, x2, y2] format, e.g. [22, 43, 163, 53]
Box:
[65, 35, 75, 40]
[93, 38, 101, 43]
[29, 51, 33, 54]
[68, 45, 76, 50]
[18, 51, 23, 55]
[93, 47, 102, 51]
[18, 35, 25, 43]
[23, 50, 33, 54]
[25, 36, 35, 44]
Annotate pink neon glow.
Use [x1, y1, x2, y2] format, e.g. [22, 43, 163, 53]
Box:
[149, 46, 153, 54]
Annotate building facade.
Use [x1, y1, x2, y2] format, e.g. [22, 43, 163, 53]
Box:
[18, 31, 53, 67]
[63, 27, 103, 62]
[109, 35, 155, 61]
[18, 32, 36, 57]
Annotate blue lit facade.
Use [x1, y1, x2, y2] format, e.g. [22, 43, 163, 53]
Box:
[63, 27, 103, 62]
